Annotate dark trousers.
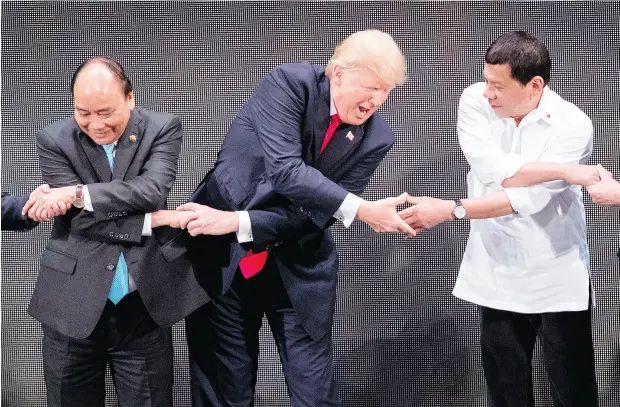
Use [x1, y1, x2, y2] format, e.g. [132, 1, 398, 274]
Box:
[479, 305, 598, 407]
[185, 268, 341, 407]
[42, 292, 173, 407]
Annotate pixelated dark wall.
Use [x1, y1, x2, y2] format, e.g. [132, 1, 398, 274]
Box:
[2, 2, 619, 406]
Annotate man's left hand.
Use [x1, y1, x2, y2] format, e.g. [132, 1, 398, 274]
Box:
[177, 202, 239, 236]
[22, 184, 74, 222]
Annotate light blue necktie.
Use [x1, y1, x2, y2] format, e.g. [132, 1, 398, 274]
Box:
[102, 144, 129, 304]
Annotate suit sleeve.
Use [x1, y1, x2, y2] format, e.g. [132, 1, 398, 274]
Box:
[35, 119, 181, 244]
[249, 67, 350, 229]
[71, 116, 181, 222]
[247, 141, 392, 252]
[1, 193, 37, 231]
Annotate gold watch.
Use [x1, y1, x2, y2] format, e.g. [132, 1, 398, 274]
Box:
[73, 184, 85, 208]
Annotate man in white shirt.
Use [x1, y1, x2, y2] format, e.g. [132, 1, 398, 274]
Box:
[399, 31, 599, 407]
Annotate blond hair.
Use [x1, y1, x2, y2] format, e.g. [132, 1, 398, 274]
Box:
[326, 30, 406, 87]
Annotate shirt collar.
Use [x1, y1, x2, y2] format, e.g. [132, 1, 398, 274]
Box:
[330, 96, 337, 116]
[532, 86, 555, 125]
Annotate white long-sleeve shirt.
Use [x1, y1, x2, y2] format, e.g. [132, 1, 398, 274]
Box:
[453, 82, 594, 313]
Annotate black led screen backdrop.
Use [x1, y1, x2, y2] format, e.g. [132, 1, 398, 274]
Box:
[2, 2, 619, 406]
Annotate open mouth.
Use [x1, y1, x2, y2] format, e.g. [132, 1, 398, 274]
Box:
[358, 106, 371, 115]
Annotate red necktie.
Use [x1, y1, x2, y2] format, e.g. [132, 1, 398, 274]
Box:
[239, 114, 342, 279]
[239, 249, 268, 279]
[320, 114, 342, 153]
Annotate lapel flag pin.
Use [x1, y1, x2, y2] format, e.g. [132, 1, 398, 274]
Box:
[129, 134, 137, 143]
[346, 131, 354, 141]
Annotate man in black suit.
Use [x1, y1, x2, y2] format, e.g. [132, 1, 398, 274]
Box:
[178, 30, 412, 406]
[24, 57, 209, 406]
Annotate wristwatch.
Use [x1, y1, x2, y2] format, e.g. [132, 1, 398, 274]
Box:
[452, 199, 466, 219]
[73, 184, 85, 208]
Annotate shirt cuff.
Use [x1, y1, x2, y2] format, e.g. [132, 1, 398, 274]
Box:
[83, 185, 93, 211]
[142, 213, 152, 236]
[499, 154, 527, 184]
[503, 185, 553, 216]
[236, 211, 253, 243]
[333, 193, 362, 228]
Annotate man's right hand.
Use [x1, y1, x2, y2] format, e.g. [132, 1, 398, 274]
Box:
[151, 210, 199, 229]
[563, 164, 601, 186]
[356, 193, 417, 235]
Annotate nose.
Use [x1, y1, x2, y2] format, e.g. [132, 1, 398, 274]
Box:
[369, 91, 386, 107]
[483, 85, 495, 100]
[89, 118, 105, 131]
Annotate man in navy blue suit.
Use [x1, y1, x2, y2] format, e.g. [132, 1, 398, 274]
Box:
[1, 184, 69, 230]
[177, 30, 411, 406]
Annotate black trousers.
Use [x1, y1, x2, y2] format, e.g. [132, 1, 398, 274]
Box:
[479, 305, 598, 407]
[42, 292, 173, 407]
[185, 268, 341, 407]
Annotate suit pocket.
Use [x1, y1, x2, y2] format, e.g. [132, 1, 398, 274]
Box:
[40, 247, 78, 275]
[159, 230, 188, 263]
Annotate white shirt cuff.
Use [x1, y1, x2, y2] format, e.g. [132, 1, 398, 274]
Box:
[503, 185, 553, 216]
[83, 185, 93, 211]
[236, 211, 253, 243]
[334, 193, 362, 228]
[142, 213, 152, 236]
[499, 154, 526, 184]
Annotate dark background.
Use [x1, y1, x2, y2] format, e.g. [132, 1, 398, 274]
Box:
[2, 2, 618, 406]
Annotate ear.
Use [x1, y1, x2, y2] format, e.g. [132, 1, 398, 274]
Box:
[127, 91, 135, 109]
[331, 65, 344, 85]
[529, 76, 545, 94]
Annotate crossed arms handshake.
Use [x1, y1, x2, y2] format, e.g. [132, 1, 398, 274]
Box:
[21, 162, 620, 235]
[20, 184, 419, 236]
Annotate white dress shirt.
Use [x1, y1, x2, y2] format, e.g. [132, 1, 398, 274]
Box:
[452, 82, 594, 313]
[235, 97, 362, 243]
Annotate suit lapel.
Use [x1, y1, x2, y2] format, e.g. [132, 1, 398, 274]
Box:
[112, 110, 143, 181]
[81, 132, 112, 183]
[312, 77, 332, 161]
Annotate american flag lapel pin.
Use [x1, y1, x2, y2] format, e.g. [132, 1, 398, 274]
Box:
[346, 131, 354, 141]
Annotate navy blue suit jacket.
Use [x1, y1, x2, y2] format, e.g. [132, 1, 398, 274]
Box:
[1, 193, 36, 231]
[191, 63, 394, 340]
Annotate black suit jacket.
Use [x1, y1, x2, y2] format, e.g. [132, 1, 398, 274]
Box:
[1, 193, 37, 230]
[190, 63, 394, 340]
[30, 108, 209, 339]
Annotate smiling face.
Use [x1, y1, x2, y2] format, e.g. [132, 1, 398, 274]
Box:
[73, 64, 134, 145]
[482, 63, 544, 123]
[329, 65, 392, 126]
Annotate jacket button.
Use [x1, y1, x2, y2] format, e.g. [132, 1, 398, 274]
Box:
[107, 264, 115, 271]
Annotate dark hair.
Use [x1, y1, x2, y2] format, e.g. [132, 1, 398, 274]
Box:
[71, 57, 133, 96]
[485, 31, 551, 86]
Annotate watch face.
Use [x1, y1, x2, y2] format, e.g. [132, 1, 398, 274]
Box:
[454, 205, 466, 219]
[73, 197, 85, 208]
